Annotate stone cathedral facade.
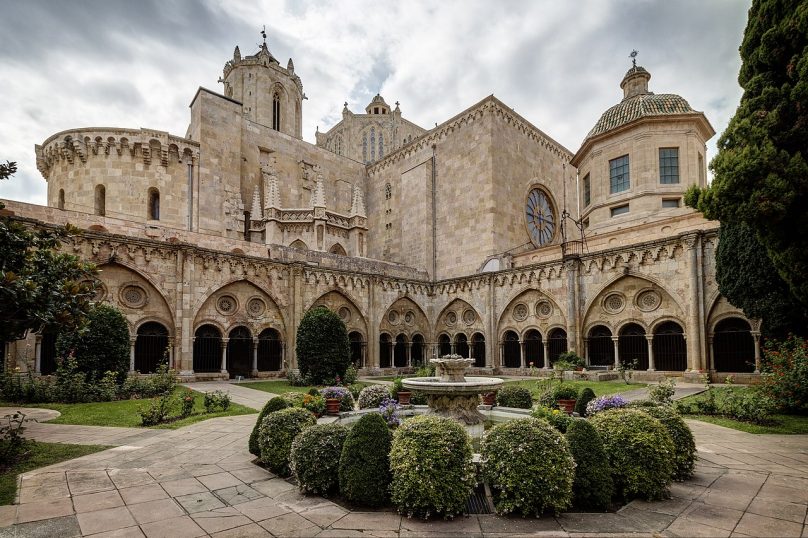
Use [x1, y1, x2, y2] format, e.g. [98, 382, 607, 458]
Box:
[1, 40, 762, 382]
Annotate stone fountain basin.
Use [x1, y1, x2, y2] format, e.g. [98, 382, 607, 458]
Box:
[402, 377, 503, 394]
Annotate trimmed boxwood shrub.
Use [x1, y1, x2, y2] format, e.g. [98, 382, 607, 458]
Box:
[55, 303, 130, 382]
[590, 408, 675, 501]
[390, 415, 475, 518]
[290, 423, 349, 494]
[565, 418, 613, 510]
[339, 412, 393, 506]
[530, 405, 573, 433]
[496, 385, 532, 409]
[296, 306, 351, 384]
[357, 384, 391, 409]
[279, 391, 306, 407]
[258, 407, 317, 477]
[248, 397, 288, 456]
[482, 417, 575, 516]
[640, 406, 697, 480]
[575, 387, 597, 416]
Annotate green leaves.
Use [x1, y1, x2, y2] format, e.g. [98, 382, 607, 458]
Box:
[295, 306, 351, 384]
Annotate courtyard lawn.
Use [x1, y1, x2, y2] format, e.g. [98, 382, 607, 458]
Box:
[2, 388, 256, 429]
[236, 379, 373, 395]
[504, 379, 646, 398]
[0, 442, 109, 505]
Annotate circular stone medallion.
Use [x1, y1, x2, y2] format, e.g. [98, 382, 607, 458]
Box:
[603, 293, 626, 314]
[535, 300, 552, 318]
[388, 310, 400, 325]
[512, 303, 529, 322]
[216, 295, 238, 316]
[463, 309, 476, 325]
[338, 306, 352, 322]
[120, 285, 146, 308]
[247, 297, 266, 318]
[636, 290, 661, 312]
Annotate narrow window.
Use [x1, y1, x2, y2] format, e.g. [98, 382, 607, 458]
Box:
[610, 203, 629, 217]
[583, 173, 591, 206]
[609, 155, 630, 193]
[94, 185, 105, 216]
[58, 189, 65, 210]
[379, 132, 384, 158]
[662, 198, 680, 208]
[148, 188, 160, 220]
[659, 148, 680, 184]
[374, 107, 379, 114]
[272, 91, 281, 131]
[370, 127, 376, 161]
[385, 183, 392, 200]
[362, 133, 368, 163]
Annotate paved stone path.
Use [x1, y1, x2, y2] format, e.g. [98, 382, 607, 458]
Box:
[0, 382, 805, 537]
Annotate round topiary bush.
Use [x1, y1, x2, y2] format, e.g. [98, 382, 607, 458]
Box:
[640, 406, 697, 480]
[279, 391, 306, 407]
[482, 417, 575, 516]
[496, 385, 532, 409]
[258, 407, 317, 477]
[249, 396, 288, 456]
[357, 384, 391, 409]
[575, 387, 597, 416]
[590, 408, 675, 501]
[389, 415, 475, 518]
[339, 412, 393, 506]
[55, 303, 130, 382]
[296, 306, 351, 384]
[290, 423, 349, 495]
[565, 418, 613, 510]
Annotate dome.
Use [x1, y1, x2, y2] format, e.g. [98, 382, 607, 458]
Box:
[365, 94, 391, 114]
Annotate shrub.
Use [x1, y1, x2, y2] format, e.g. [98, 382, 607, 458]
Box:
[296, 306, 351, 384]
[551, 383, 579, 401]
[203, 390, 231, 413]
[302, 393, 325, 415]
[120, 375, 155, 399]
[55, 303, 130, 383]
[343, 363, 359, 385]
[761, 335, 808, 414]
[279, 391, 306, 408]
[555, 352, 586, 370]
[249, 397, 288, 456]
[390, 415, 475, 518]
[139, 392, 173, 426]
[496, 385, 532, 409]
[0, 411, 29, 466]
[415, 363, 436, 377]
[347, 383, 363, 400]
[649, 378, 677, 405]
[586, 394, 628, 415]
[290, 423, 349, 495]
[258, 407, 317, 476]
[590, 408, 674, 501]
[95, 371, 119, 402]
[390, 377, 404, 399]
[722, 388, 775, 423]
[53, 354, 95, 403]
[410, 391, 427, 405]
[339, 412, 393, 506]
[565, 419, 613, 510]
[531, 405, 573, 433]
[575, 387, 596, 416]
[640, 406, 697, 480]
[358, 384, 391, 409]
[150, 364, 177, 395]
[320, 386, 355, 411]
[286, 369, 308, 387]
[482, 417, 575, 516]
[178, 388, 195, 418]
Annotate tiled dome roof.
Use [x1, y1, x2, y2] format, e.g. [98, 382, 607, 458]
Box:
[586, 92, 695, 140]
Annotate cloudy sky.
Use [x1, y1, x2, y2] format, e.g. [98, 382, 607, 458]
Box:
[0, 0, 751, 204]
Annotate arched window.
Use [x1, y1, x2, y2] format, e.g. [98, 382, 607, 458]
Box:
[258, 328, 282, 372]
[290, 239, 308, 250]
[193, 325, 222, 373]
[135, 322, 169, 373]
[547, 328, 568, 365]
[379, 333, 392, 368]
[272, 91, 281, 131]
[454, 333, 469, 358]
[148, 188, 160, 220]
[438, 334, 452, 357]
[94, 184, 106, 216]
[370, 127, 376, 161]
[618, 323, 648, 370]
[523, 329, 543, 368]
[58, 189, 65, 210]
[653, 322, 686, 371]
[349, 331, 365, 367]
[329, 243, 347, 256]
[472, 333, 485, 367]
[713, 318, 755, 372]
[384, 183, 392, 200]
[362, 133, 368, 163]
[379, 132, 384, 158]
[587, 325, 613, 366]
[502, 331, 520, 368]
[411, 334, 425, 367]
[394, 334, 408, 367]
[227, 326, 253, 379]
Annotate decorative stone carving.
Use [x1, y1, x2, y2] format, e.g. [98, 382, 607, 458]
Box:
[216, 295, 238, 316]
[247, 297, 266, 318]
[446, 311, 457, 326]
[463, 309, 476, 325]
[120, 284, 146, 308]
[512, 303, 528, 321]
[388, 310, 399, 325]
[535, 300, 552, 318]
[602, 293, 626, 314]
[404, 310, 414, 325]
[636, 289, 661, 312]
[338, 306, 351, 322]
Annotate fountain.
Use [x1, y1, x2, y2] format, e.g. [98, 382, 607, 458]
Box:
[402, 355, 503, 437]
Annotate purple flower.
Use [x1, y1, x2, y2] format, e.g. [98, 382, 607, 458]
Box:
[586, 394, 628, 415]
[378, 397, 401, 426]
[320, 386, 350, 400]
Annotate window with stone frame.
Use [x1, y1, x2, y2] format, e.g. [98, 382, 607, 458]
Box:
[272, 92, 281, 131]
[659, 147, 679, 184]
[583, 173, 591, 206]
[370, 127, 376, 161]
[379, 132, 384, 158]
[609, 155, 630, 193]
[363, 134, 368, 163]
[148, 188, 160, 220]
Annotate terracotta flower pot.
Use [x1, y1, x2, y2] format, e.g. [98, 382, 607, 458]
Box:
[482, 391, 497, 406]
[326, 398, 341, 416]
[397, 391, 412, 405]
[557, 399, 577, 414]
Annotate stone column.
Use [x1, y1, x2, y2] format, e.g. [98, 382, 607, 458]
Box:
[168, 337, 175, 370]
[487, 276, 496, 369]
[281, 342, 287, 371]
[129, 336, 137, 373]
[220, 338, 229, 374]
[406, 342, 412, 367]
[34, 334, 42, 373]
[519, 340, 526, 369]
[752, 331, 762, 373]
[565, 259, 580, 353]
[252, 338, 259, 376]
[583, 337, 589, 366]
[684, 234, 703, 371]
[706, 335, 714, 372]
[646, 335, 655, 371]
[499, 341, 504, 369]
[542, 340, 550, 369]
[612, 336, 620, 370]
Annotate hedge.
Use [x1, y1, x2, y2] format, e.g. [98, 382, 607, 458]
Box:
[248, 396, 288, 456]
[338, 413, 392, 506]
[290, 423, 349, 494]
[565, 418, 613, 509]
[258, 407, 317, 476]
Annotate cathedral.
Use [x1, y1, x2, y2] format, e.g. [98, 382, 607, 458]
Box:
[1, 39, 761, 382]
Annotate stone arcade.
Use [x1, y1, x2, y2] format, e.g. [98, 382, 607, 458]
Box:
[1, 39, 762, 382]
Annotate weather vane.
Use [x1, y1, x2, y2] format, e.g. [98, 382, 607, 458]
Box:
[630, 49, 639, 67]
[261, 25, 267, 44]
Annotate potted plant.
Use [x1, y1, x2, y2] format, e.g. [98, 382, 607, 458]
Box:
[482, 391, 497, 406]
[320, 386, 353, 414]
[391, 377, 411, 406]
[552, 383, 579, 414]
[325, 397, 341, 415]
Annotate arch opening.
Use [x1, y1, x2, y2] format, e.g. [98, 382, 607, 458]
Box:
[713, 318, 755, 373]
[394, 334, 408, 367]
[193, 324, 222, 373]
[587, 325, 614, 366]
[548, 328, 568, 365]
[379, 333, 392, 368]
[349, 331, 366, 368]
[438, 334, 452, 357]
[502, 330, 520, 368]
[411, 334, 425, 367]
[227, 326, 253, 379]
[258, 328, 282, 371]
[653, 321, 686, 371]
[524, 329, 543, 369]
[618, 323, 648, 370]
[135, 322, 169, 374]
[472, 333, 486, 367]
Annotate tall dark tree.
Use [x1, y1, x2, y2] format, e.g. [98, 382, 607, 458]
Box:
[1, 159, 97, 344]
[295, 306, 351, 384]
[686, 0, 808, 305]
[56, 303, 131, 382]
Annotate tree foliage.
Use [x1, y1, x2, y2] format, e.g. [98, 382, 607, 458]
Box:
[295, 306, 351, 384]
[56, 303, 130, 382]
[686, 0, 808, 305]
[0, 160, 97, 343]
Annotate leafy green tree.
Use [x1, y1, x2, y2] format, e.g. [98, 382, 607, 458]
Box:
[1, 160, 97, 343]
[686, 0, 808, 304]
[56, 303, 130, 382]
[295, 306, 351, 384]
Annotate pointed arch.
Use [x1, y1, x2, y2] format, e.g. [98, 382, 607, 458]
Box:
[97, 261, 175, 335]
[379, 296, 430, 341]
[308, 289, 368, 337]
[328, 243, 347, 256]
[434, 298, 484, 339]
[497, 287, 566, 340]
[193, 279, 286, 340]
[290, 239, 308, 250]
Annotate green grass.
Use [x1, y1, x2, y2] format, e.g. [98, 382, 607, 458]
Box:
[236, 380, 373, 395]
[2, 388, 256, 429]
[503, 379, 646, 398]
[1, 442, 109, 505]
